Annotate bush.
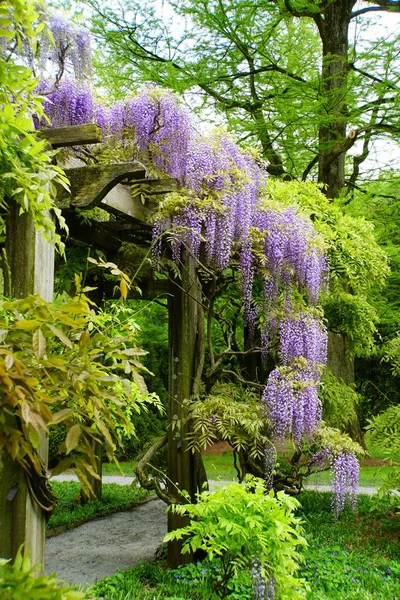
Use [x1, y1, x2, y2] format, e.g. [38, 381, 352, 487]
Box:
[165, 476, 309, 599]
[0, 549, 83, 600]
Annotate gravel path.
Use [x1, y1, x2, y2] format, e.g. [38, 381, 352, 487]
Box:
[45, 497, 167, 586]
[46, 474, 384, 586]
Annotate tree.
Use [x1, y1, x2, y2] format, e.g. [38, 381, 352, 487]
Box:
[84, 0, 400, 199]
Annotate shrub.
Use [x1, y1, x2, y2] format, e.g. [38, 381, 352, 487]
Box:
[165, 476, 309, 599]
[0, 549, 83, 600]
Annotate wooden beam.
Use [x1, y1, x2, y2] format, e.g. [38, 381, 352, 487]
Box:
[56, 163, 147, 209]
[65, 213, 152, 252]
[56, 156, 178, 222]
[38, 124, 103, 148]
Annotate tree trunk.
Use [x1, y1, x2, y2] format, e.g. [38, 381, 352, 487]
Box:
[317, 0, 355, 199]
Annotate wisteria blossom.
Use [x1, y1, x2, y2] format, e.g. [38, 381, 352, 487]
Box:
[261, 364, 322, 445]
[331, 451, 359, 518]
[307, 447, 360, 518]
[38, 78, 338, 488]
[39, 11, 92, 79]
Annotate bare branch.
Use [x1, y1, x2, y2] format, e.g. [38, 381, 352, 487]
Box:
[352, 0, 400, 19]
[135, 435, 176, 504]
[221, 369, 265, 391]
[349, 62, 399, 91]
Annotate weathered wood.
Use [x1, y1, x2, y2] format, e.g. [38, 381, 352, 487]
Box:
[167, 250, 200, 568]
[5, 205, 54, 301]
[1, 203, 54, 569]
[38, 124, 103, 148]
[100, 180, 158, 223]
[55, 163, 146, 209]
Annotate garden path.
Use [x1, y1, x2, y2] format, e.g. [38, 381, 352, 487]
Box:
[46, 475, 383, 587]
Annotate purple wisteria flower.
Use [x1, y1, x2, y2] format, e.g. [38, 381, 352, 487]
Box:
[262, 365, 322, 445]
[331, 451, 359, 518]
[39, 11, 92, 79]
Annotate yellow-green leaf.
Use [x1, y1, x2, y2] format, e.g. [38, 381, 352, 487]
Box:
[46, 323, 73, 349]
[32, 328, 46, 359]
[15, 319, 41, 331]
[65, 424, 81, 454]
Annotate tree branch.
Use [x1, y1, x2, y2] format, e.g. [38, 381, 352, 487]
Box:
[221, 369, 264, 391]
[348, 62, 399, 91]
[135, 434, 177, 504]
[352, 0, 400, 19]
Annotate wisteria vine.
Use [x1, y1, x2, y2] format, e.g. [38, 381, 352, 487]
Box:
[37, 53, 358, 524]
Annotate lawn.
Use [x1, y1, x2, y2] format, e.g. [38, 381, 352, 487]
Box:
[101, 438, 399, 489]
[84, 492, 400, 600]
[47, 481, 150, 532]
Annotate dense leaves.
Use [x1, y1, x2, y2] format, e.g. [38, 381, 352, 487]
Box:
[0, 0, 69, 252]
[0, 286, 161, 493]
[165, 477, 309, 599]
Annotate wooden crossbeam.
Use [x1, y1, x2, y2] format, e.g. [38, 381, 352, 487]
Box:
[56, 162, 178, 220]
[56, 162, 147, 209]
[66, 213, 152, 251]
[38, 124, 103, 148]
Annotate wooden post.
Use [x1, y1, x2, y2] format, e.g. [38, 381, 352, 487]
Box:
[0, 203, 55, 568]
[167, 250, 200, 568]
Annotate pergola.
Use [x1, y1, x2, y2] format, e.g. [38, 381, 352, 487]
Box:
[0, 124, 200, 570]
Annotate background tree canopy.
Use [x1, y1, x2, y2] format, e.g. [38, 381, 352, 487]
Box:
[84, 0, 400, 199]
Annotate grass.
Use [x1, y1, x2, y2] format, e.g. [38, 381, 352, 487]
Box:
[297, 491, 400, 599]
[84, 492, 400, 599]
[102, 460, 137, 477]
[47, 481, 150, 532]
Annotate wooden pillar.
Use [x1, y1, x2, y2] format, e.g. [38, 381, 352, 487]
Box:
[0, 203, 54, 568]
[167, 250, 200, 568]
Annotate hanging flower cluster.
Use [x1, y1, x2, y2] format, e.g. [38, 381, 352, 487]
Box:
[261, 363, 322, 445]
[280, 314, 328, 366]
[307, 447, 359, 518]
[39, 12, 92, 79]
[331, 451, 359, 518]
[261, 312, 328, 443]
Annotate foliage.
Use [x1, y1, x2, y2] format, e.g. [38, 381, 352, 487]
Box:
[47, 481, 149, 530]
[319, 370, 360, 431]
[165, 477, 309, 599]
[84, 0, 400, 198]
[0, 548, 83, 600]
[265, 181, 389, 295]
[0, 287, 161, 493]
[186, 384, 269, 463]
[264, 180, 387, 356]
[366, 405, 400, 504]
[0, 0, 68, 252]
[85, 491, 400, 600]
[323, 294, 378, 357]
